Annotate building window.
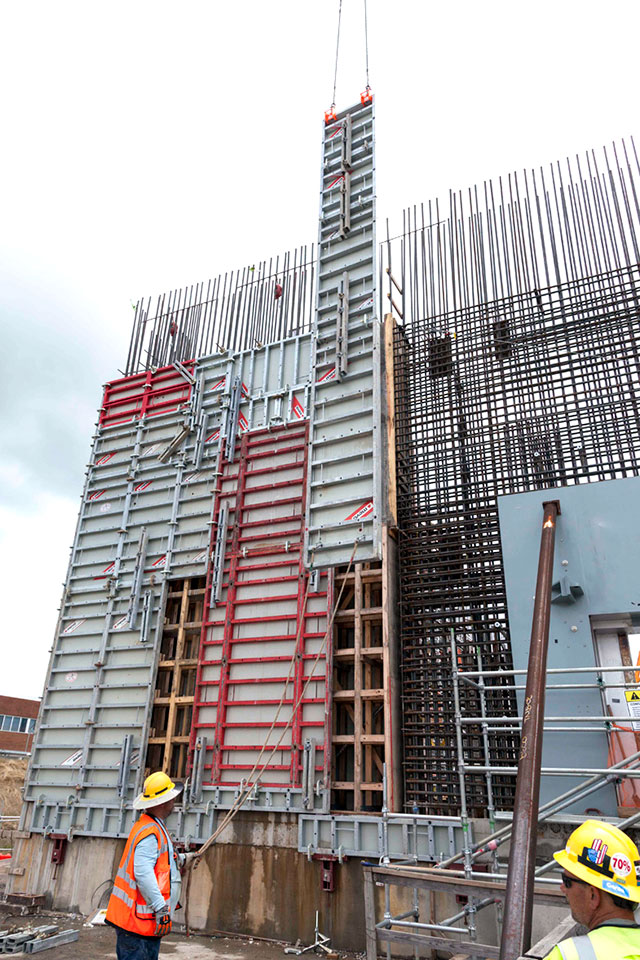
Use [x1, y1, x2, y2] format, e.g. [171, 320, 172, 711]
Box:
[0, 713, 35, 733]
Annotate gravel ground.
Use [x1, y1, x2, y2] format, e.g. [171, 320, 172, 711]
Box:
[0, 908, 356, 958]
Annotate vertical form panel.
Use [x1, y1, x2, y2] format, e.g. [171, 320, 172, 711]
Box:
[192, 423, 330, 789]
[305, 98, 382, 568]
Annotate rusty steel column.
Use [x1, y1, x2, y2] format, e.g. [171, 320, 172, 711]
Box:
[499, 499, 561, 960]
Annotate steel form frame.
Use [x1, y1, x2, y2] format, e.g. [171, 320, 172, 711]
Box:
[191, 422, 332, 794]
[305, 97, 382, 569]
[21, 97, 387, 841]
[23, 334, 335, 838]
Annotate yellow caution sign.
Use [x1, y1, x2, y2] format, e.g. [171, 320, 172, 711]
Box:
[626, 690, 640, 702]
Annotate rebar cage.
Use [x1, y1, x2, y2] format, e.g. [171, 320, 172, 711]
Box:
[391, 137, 640, 815]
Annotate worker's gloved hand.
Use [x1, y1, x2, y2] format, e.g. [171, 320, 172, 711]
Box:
[181, 850, 202, 872]
[154, 903, 171, 937]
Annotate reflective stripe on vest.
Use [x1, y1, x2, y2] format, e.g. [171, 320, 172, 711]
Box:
[552, 925, 640, 960]
[105, 814, 172, 937]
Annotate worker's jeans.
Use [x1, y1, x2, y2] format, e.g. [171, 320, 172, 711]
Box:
[115, 928, 161, 960]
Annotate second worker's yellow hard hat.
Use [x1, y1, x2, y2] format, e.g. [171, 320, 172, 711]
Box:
[554, 819, 640, 903]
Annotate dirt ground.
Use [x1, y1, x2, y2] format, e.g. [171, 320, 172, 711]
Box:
[0, 907, 360, 959]
[0, 757, 28, 818]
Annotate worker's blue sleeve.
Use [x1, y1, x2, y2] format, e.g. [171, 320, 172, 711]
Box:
[133, 835, 167, 913]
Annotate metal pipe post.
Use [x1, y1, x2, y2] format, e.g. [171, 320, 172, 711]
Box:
[499, 500, 560, 960]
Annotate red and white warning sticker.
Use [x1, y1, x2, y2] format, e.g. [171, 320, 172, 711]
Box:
[134, 480, 152, 492]
[327, 175, 345, 190]
[184, 471, 204, 484]
[142, 442, 163, 458]
[206, 428, 221, 443]
[88, 489, 106, 501]
[192, 549, 208, 564]
[291, 396, 305, 420]
[317, 367, 337, 384]
[103, 561, 115, 575]
[152, 554, 167, 568]
[210, 378, 249, 397]
[238, 411, 249, 433]
[95, 452, 115, 466]
[65, 672, 78, 683]
[61, 749, 83, 767]
[62, 619, 86, 635]
[328, 125, 341, 140]
[345, 500, 374, 523]
[112, 615, 129, 631]
[358, 296, 374, 310]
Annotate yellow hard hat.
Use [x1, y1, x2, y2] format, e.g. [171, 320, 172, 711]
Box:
[133, 771, 184, 810]
[554, 819, 640, 903]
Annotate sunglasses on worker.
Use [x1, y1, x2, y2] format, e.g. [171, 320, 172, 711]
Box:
[561, 873, 589, 889]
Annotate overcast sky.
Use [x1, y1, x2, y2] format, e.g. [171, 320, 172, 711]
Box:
[1, 0, 638, 700]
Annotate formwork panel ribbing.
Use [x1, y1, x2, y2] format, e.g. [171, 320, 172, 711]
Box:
[191, 423, 331, 791]
[305, 98, 382, 568]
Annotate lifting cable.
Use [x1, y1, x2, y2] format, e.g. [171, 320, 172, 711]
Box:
[331, 0, 343, 111]
[330, 0, 371, 110]
[363, 0, 370, 91]
[183, 540, 360, 934]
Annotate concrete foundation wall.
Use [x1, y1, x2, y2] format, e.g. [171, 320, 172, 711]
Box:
[7, 812, 571, 953]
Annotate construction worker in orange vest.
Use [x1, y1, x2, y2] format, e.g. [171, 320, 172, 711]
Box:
[105, 772, 200, 959]
[543, 820, 640, 960]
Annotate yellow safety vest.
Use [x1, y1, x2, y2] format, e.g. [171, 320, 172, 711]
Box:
[544, 922, 640, 960]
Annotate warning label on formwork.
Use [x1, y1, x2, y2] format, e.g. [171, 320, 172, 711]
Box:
[210, 379, 249, 397]
[344, 500, 374, 523]
[184, 472, 205, 485]
[291, 396, 305, 420]
[317, 367, 336, 385]
[95, 452, 115, 466]
[112, 616, 128, 631]
[192, 549, 208, 564]
[206, 428, 220, 443]
[61, 750, 83, 767]
[62, 619, 86, 635]
[142, 443, 163, 458]
[358, 296, 374, 311]
[327, 175, 345, 190]
[134, 480, 152, 492]
[152, 555, 167, 569]
[238, 412, 249, 433]
[88, 490, 106, 501]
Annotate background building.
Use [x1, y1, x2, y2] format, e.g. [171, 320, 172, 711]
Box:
[0, 696, 38, 755]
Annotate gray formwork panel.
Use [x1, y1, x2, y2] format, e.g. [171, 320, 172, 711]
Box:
[305, 98, 381, 569]
[25, 334, 318, 819]
[298, 814, 470, 862]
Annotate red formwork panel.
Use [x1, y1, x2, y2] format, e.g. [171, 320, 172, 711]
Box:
[100, 362, 195, 426]
[191, 423, 331, 789]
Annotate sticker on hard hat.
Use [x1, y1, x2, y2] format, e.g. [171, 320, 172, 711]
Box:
[635, 860, 640, 879]
[610, 853, 632, 877]
[586, 839, 608, 866]
[602, 879, 630, 898]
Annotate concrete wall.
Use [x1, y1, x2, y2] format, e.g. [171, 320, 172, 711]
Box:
[6, 811, 563, 952]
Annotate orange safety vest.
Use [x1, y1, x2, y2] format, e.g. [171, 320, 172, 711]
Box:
[106, 813, 172, 937]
